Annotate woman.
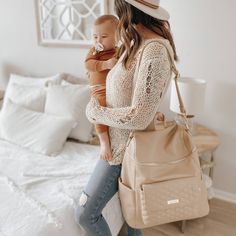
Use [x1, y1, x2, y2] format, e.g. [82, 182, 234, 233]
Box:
[75, 0, 178, 235]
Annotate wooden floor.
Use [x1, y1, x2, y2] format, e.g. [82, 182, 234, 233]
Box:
[119, 198, 236, 236]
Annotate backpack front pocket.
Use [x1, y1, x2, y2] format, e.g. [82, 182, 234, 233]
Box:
[140, 176, 208, 226]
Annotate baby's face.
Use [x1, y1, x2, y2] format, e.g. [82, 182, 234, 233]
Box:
[93, 21, 116, 51]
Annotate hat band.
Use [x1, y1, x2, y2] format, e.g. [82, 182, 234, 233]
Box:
[134, 0, 160, 9]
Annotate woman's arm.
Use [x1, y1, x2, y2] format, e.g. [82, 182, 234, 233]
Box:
[86, 43, 172, 130]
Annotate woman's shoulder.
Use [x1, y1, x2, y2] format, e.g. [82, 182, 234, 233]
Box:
[143, 38, 169, 51]
[141, 38, 173, 60]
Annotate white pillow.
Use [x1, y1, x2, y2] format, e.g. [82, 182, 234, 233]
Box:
[3, 83, 46, 112]
[61, 80, 73, 86]
[0, 100, 76, 156]
[45, 84, 93, 142]
[61, 73, 88, 85]
[3, 73, 62, 111]
[7, 73, 62, 87]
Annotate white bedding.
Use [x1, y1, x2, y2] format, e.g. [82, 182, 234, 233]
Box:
[0, 139, 124, 236]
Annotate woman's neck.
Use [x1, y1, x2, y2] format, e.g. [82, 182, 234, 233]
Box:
[135, 24, 164, 40]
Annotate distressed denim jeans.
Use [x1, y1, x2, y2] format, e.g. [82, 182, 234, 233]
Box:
[75, 159, 142, 236]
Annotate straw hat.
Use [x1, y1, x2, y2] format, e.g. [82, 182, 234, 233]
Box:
[125, 0, 170, 21]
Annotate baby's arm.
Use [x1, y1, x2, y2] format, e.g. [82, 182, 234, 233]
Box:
[85, 58, 108, 72]
[85, 48, 117, 72]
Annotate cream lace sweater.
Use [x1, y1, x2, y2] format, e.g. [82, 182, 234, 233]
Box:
[86, 39, 175, 165]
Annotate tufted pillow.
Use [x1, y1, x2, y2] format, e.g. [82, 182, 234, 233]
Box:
[45, 83, 93, 142]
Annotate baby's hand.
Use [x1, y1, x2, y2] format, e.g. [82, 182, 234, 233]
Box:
[106, 58, 118, 69]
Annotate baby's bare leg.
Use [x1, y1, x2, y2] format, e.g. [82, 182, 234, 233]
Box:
[98, 131, 112, 161]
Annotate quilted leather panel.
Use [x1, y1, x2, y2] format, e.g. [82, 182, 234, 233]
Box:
[140, 176, 209, 225]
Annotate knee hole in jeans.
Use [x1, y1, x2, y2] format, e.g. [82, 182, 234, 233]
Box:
[79, 191, 89, 207]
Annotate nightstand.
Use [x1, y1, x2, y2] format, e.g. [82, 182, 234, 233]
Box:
[181, 123, 220, 233]
[193, 123, 220, 180]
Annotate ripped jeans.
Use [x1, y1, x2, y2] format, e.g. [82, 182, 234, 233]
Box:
[74, 159, 142, 236]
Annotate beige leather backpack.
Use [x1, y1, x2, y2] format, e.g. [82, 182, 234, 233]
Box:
[118, 39, 209, 229]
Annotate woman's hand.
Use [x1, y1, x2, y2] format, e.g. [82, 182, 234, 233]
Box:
[105, 58, 118, 70]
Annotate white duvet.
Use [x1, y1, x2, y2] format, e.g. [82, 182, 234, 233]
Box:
[0, 139, 124, 236]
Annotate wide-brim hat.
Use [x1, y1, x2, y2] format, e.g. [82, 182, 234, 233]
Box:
[125, 0, 170, 21]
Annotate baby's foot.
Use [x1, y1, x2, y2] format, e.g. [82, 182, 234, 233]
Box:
[99, 142, 112, 161]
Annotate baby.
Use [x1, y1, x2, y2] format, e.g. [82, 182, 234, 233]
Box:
[85, 15, 119, 161]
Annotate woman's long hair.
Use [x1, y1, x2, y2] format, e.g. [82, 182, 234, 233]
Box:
[114, 0, 178, 69]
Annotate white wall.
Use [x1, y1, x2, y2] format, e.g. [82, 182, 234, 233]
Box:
[0, 0, 236, 200]
[161, 0, 236, 201]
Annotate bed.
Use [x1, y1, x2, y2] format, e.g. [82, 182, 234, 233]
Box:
[0, 73, 124, 236]
[0, 139, 124, 236]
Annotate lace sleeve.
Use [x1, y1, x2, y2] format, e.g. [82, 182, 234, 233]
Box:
[86, 43, 172, 130]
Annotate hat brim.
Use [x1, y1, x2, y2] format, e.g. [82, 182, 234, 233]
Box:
[125, 0, 170, 21]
